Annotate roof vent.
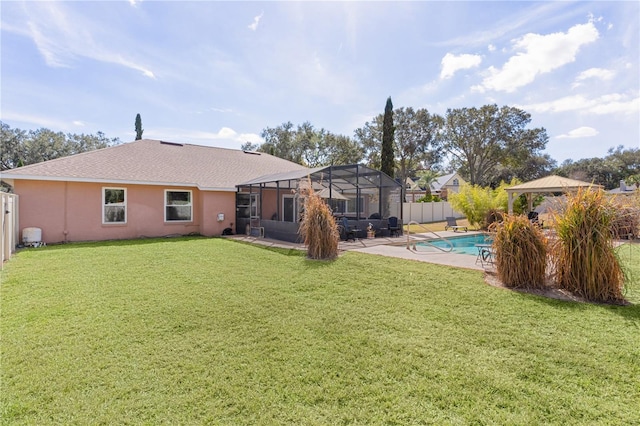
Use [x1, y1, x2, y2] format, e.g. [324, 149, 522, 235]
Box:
[160, 141, 183, 147]
[243, 150, 261, 155]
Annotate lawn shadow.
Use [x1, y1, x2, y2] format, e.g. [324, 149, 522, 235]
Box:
[20, 234, 209, 252]
[510, 285, 640, 325]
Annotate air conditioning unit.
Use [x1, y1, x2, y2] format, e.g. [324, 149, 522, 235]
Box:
[22, 227, 44, 247]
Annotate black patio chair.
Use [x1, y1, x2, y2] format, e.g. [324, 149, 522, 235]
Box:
[527, 211, 543, 228]
[339, 216, 357, 242]
[388, 216, 401, 237]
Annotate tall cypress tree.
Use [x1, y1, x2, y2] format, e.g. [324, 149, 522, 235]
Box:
[381, 97, 395, 178]
[135, 113, 144, 140]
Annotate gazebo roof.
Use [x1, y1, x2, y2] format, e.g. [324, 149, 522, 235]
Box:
[505, 175, 603, 213]
[505, 175, 602, 194]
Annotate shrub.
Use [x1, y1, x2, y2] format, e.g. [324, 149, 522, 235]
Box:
[448, 184, 493, 228]
[484, 208, 504, 229]
[298, 181, 339, 260]
[416, 194, 441, 203]
[449, 178, 523, 229]
[491, 214, 547, 289]
[550, 188, 626, 303]
[610, 194, 640, 239]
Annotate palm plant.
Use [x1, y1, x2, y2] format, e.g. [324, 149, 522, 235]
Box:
[491, 214, 547, 289]
[550, 188, 626, 303]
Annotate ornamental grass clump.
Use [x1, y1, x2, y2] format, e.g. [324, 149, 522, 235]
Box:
[550, 187, 626, 303]
[298, 182, 339, 260]
[491, 214, 547, 289]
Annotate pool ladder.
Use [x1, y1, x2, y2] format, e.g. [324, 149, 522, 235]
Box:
[406, 221, 454, 253]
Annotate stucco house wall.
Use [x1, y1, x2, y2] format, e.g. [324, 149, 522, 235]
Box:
[200, 191, 236, 236]
[14, 180, 237, 243]
[3, 139, 308, 244]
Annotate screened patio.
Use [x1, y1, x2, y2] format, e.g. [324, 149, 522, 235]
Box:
[236, 164, 403, 242]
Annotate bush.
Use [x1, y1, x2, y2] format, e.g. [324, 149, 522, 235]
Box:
[485, 208, 504, 228]
[491, 214, 547, 289]
[416, 194, 441, 203]
[449, 179, 522, 229]
[448, 184, 493, 228]
[610, 194, 640, 239]
[298, 181, 339, 260]
[550, 188, 626, 303]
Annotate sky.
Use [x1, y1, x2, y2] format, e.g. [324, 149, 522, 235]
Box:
[1, 1, 639, 165]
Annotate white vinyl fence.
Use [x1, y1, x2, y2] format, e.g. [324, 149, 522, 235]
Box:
[402, 201, 463, 225]
[1, 192, 19, 268]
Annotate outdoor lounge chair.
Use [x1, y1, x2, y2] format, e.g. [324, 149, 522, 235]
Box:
[444, 217, 468, 232]
[388, 216, 401, 237]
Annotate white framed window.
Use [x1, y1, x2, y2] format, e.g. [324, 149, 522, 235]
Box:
[453, 179, 459, 186]
[283, 195, 295, 222]
[345, 197, 364, 215]
[103, 187, 126, 224]
[165, 190, 192, 222]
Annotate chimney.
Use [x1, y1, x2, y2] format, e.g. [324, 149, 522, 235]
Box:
[620, 180, 627, 191]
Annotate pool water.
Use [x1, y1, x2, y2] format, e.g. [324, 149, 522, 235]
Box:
[416, 234, 492, 255]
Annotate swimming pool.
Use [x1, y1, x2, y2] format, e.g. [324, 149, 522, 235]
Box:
[416, 233, 492, 255]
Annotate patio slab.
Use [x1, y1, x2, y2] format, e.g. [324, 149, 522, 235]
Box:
[227, 230, 493, 271]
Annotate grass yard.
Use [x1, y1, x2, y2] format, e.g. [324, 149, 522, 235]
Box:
[1, 237, 639, 424]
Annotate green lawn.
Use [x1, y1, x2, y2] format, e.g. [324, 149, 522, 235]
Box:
[1, 237, 639, 424]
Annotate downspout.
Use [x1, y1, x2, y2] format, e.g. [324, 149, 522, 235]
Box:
[63, 181, 68, 242]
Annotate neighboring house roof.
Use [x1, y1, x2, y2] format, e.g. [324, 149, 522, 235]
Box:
[608, 180, 639, 195]
[1, 139, 307, 191]
[430, 172, 462, 192]
[405, 177, 421, 191]
[608, 187, 638, 194]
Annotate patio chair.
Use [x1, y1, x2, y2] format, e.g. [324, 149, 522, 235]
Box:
[527, 211, 543, 228]
[339, 216, 357, 242]
[388, 216, 401, 237]
[444, 217, 468, 232]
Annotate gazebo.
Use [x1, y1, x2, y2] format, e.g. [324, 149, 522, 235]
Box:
[236, 164, 402, 242]
[505, 175, 603, 213]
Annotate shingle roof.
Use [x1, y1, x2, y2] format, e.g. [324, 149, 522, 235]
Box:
[431, 172, 457, 191]
[1, 139, 308, 191]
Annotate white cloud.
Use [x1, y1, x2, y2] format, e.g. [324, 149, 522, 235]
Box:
[487, 44, 496, 52]
[14, 2, 155, 78]
[73, 120, 86, 126]
[572, 67, 615, 88]
[128, 0, 142, 7]
[477, 21, 599, 93]
[2, 111, 76, 130]
[145, 127, 263, 149]
[519, 93, 640, 115]
[248, 12, 264, 31]
[556, 126, 599, 139]
[439, 53, 482, 79]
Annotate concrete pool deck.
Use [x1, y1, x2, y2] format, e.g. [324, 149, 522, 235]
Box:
[228, 230, 492, 271]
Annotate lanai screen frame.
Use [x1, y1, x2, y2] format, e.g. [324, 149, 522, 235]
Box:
[237, 164, 402, 222]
